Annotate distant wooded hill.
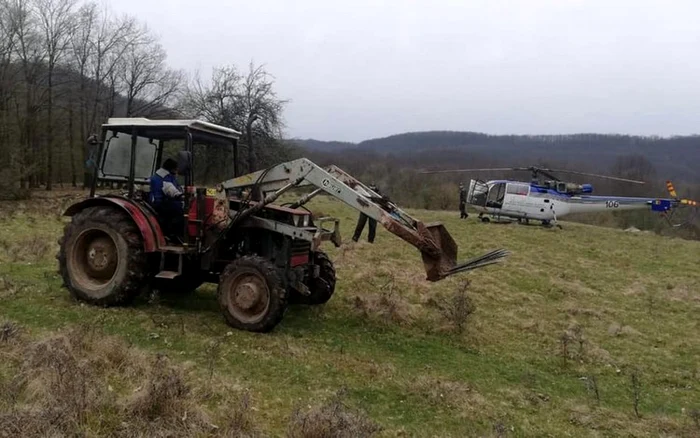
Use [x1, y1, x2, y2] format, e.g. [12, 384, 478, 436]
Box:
[292, 131, 700, 183]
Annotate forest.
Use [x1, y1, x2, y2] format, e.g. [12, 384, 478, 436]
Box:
[0, 0, 294, 199]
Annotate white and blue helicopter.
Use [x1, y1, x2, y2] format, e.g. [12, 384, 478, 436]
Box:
[421, 166, 698, 228]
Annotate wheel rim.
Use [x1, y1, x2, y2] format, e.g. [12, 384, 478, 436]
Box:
[69, 228, 119, 292]
[224, 270, 271, 324]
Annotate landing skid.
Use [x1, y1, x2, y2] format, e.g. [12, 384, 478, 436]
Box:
[541, 220, 563, 230]
[478, 213, 515, 225]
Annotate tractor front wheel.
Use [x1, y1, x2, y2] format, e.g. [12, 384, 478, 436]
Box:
[292, 251, 336, 305]
[58, 206, 147, 306]
[217, 256, 288, 332]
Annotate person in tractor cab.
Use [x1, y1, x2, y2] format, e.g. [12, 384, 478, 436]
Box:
[149, 158, 184, 239]
[352, 183, 380, 243]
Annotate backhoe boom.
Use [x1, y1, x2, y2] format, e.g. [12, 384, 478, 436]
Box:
[220, 159, 508, 281]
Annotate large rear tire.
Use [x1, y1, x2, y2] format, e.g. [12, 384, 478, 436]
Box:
[58, 206, 147, 306]
[218, 256, 288, 333]
[292, 251, 336, 305]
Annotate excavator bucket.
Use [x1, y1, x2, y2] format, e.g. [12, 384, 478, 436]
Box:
[415, 221, 509, 281]
[420, 222, 458, 281]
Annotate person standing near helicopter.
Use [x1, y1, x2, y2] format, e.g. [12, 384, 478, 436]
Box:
[459, 182, 468, 219]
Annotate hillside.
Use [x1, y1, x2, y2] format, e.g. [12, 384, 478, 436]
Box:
[1, 191, 699, 436]
[293, 131, 700, 183]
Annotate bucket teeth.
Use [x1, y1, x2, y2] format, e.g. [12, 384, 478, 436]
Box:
[419, 222, 508, 281]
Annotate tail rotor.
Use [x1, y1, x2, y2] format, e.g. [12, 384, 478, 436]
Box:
[663, 180, 699, 227]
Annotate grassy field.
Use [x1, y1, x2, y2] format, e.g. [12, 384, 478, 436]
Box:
[1, 190, 699, 437]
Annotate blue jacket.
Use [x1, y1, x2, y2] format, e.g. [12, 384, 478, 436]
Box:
[149, 168, 182, 206]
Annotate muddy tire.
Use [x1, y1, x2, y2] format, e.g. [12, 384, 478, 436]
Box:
[218, 256, 288, 333]
[293, 251, 336, 305]
[58, 206, 147, 306]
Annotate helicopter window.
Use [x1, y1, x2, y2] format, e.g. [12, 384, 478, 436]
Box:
[486, 182, 506, 208]
[468, 180, 488, 206]
[506, 183, 529, 196]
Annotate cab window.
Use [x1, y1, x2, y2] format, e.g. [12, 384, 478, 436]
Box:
[486, 182, 506, 208]
[506, 183, 529, 196]
[99, 131, 158, 182]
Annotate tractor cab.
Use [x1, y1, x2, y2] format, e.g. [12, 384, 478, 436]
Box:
[91, 117, 241, 196]
[88, 118, 247, 244]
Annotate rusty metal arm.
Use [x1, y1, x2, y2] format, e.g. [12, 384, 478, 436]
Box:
[219, 158, 508, 280]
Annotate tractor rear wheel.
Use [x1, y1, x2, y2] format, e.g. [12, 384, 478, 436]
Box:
[58, 206, 147, 306]
[217, 256, 288, 332]
[292, 251, 336, 305]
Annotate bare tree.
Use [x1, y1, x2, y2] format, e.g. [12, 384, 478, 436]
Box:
[86, 8, 141, 130]
[35, 0, 76, 190]
[0, 0, 25, 195]
[7, 0, 46, 187]
[78, 6, 141, 186]
[69, 0, 96, 186]
[180, 63, 288, 173]
[239, 62, 286, 171]
[0, 0, 18, 145]
[182, 66, 240, 125]
[120, 35, 182, 117]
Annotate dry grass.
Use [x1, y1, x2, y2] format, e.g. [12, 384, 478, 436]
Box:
[351, 276, 414, 325]
[286, 390, 381, 438]
[425, 280, 477, 333]
[410, 375, 489, 416]
[0, 235, 52, 263]
[0, 323, 261, 438]
[0, 322, 390, 438]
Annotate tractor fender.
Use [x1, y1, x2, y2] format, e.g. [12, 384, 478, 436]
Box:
[63, 196, 166, 252]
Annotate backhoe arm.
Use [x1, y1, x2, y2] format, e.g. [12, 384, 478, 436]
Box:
[219, 158, 508, 281]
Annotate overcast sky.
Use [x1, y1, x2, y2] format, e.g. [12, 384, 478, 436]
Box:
[110, 0, 700, 142]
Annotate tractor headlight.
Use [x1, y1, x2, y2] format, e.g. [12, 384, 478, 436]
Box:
[302, 215, 310, 227]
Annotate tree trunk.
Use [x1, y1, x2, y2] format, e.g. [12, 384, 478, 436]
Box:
[69, 98, 77, 187]
[246, 121, 255, 172]
[46, 68, 53, 191]
[80, 75, 90, 188]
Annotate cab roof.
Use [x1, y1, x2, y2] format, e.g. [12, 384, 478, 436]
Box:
[104, 118, 241, 140]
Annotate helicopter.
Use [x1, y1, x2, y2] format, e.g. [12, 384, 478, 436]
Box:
[420, 166, 698, 228]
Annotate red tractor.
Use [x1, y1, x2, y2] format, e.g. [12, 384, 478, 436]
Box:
[58, 118, 507, 332]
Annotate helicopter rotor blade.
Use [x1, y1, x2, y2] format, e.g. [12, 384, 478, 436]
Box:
[544, 169, 646, 184]
[418, 167, 518, 174]
[419, 165, 646, 185]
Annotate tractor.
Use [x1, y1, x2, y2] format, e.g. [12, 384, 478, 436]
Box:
[58, 118, 508, 332]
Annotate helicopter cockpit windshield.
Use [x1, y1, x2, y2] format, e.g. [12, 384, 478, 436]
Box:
[467, 180, 489, 207]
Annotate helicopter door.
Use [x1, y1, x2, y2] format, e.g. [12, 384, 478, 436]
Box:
[486, 182, 506, 209]
[467, 179, 488, 207]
